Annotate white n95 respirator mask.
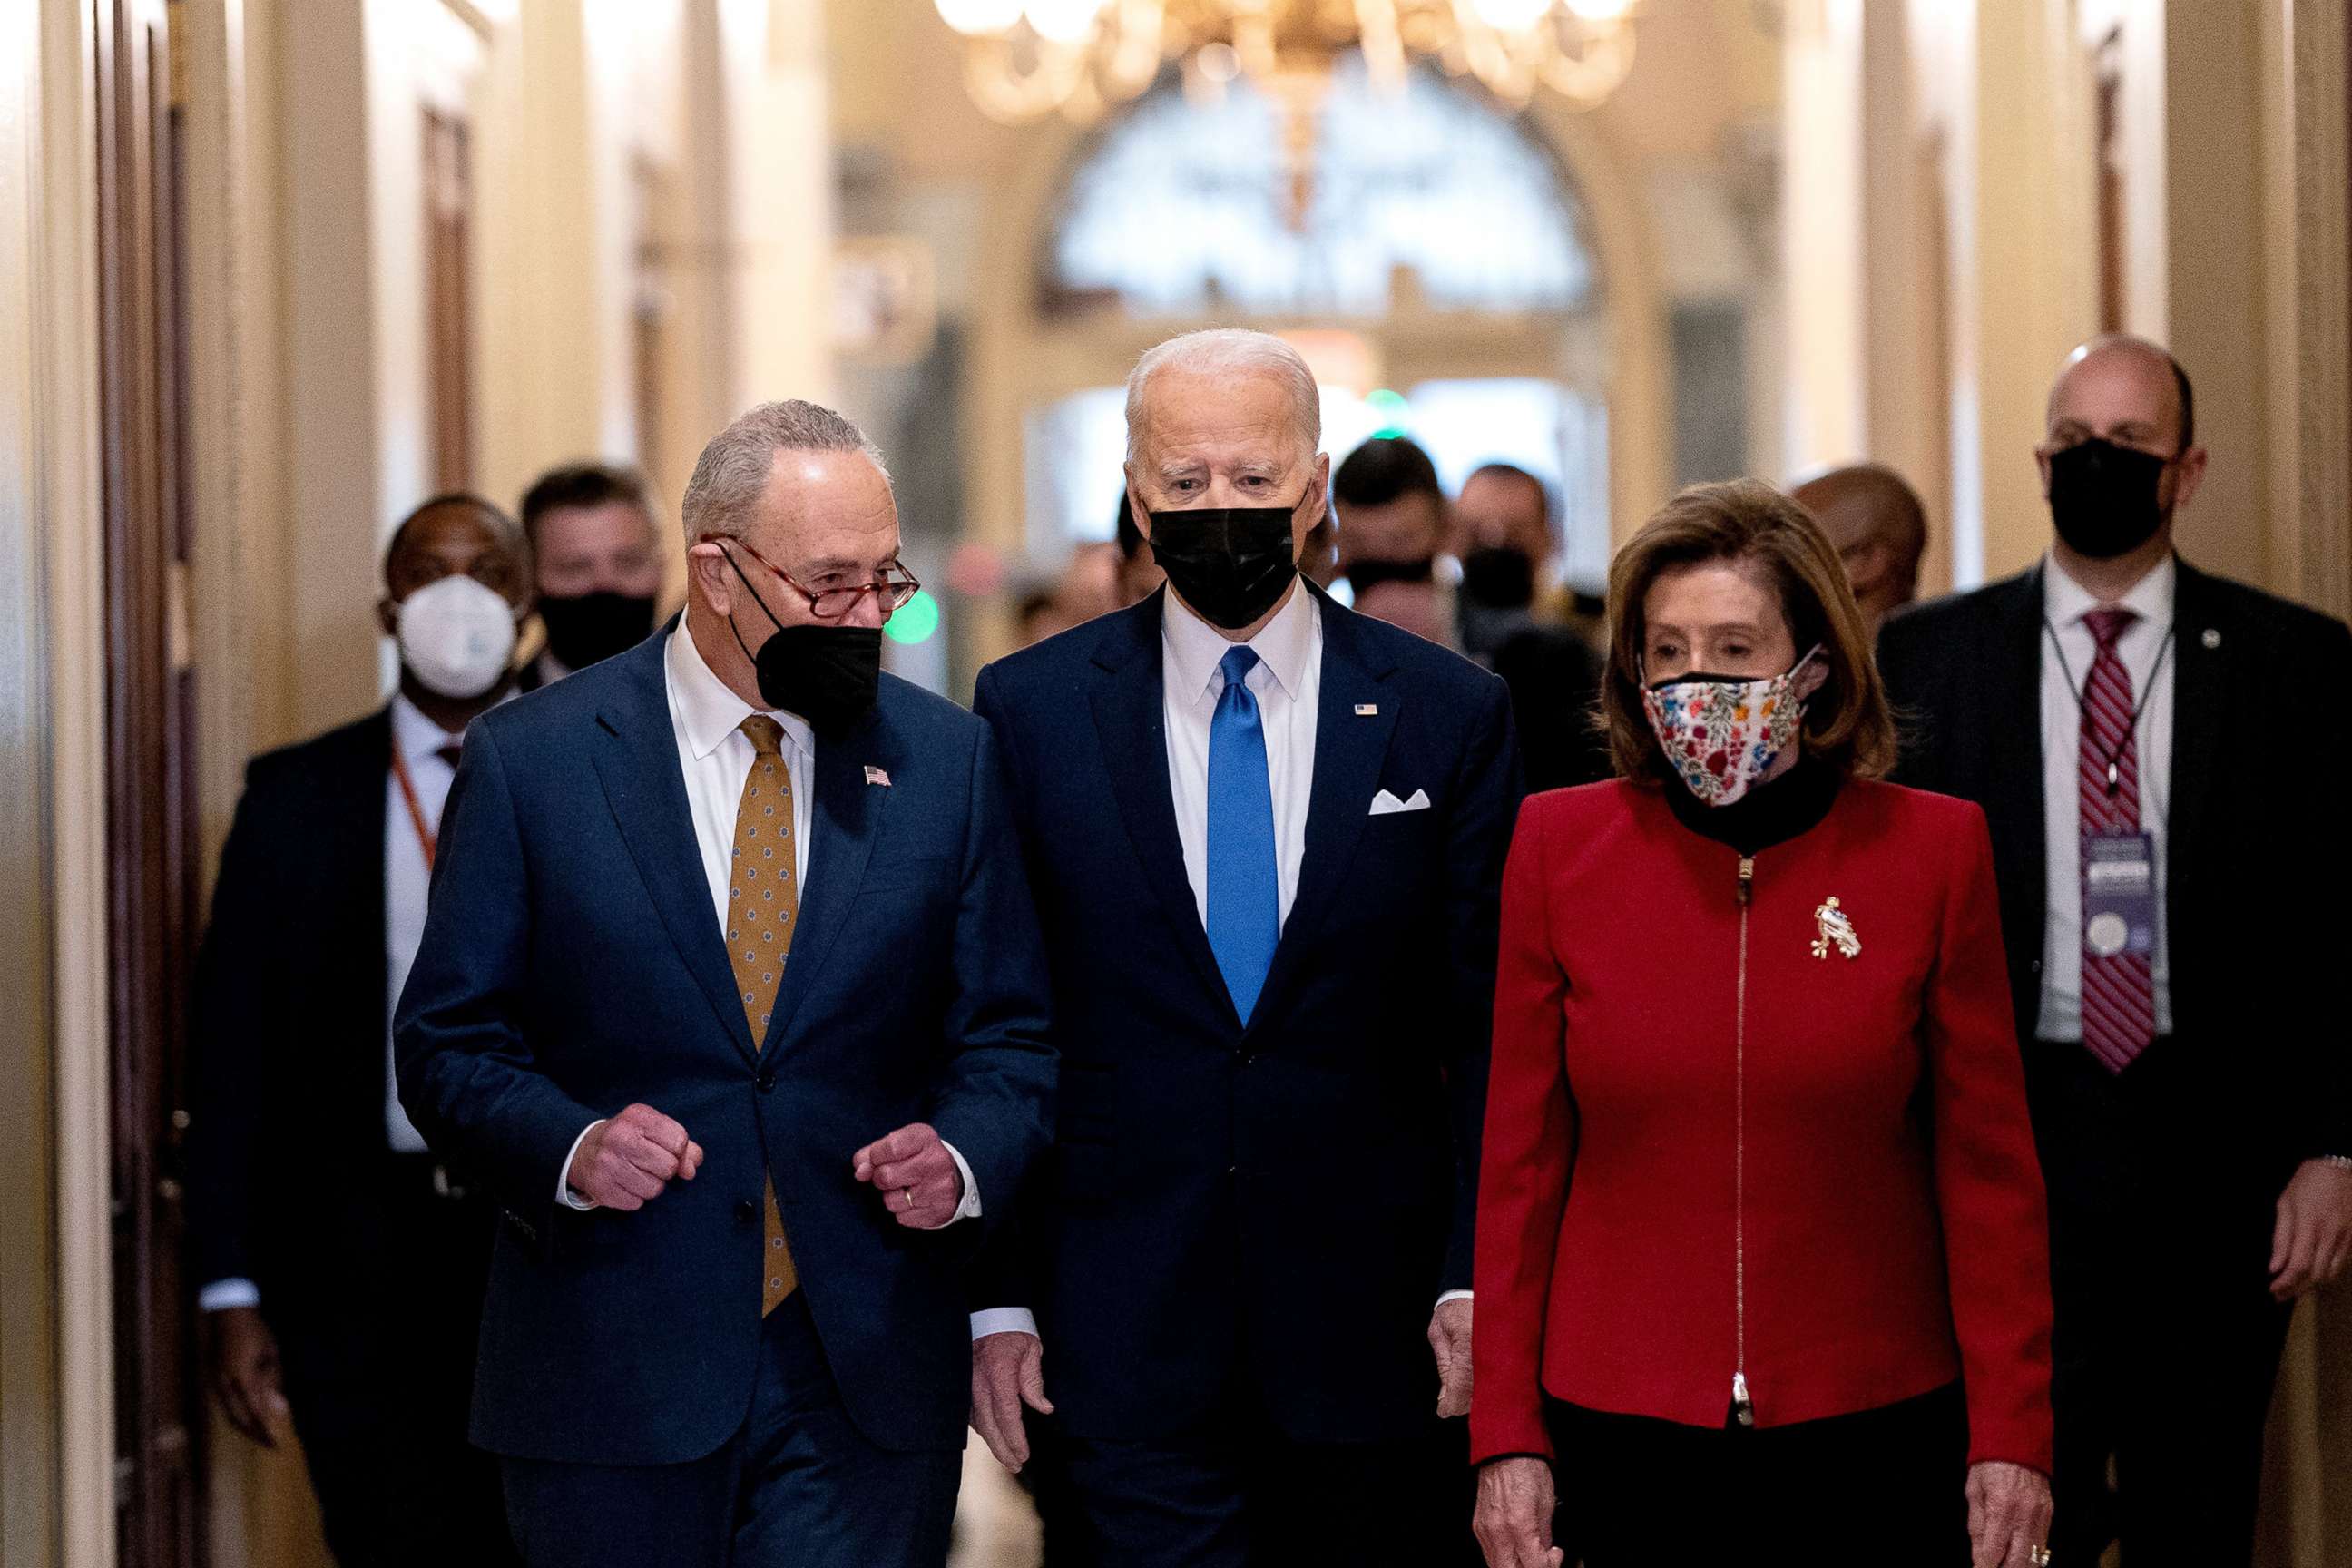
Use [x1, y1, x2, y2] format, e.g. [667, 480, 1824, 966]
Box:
[396, 574, 519, 699]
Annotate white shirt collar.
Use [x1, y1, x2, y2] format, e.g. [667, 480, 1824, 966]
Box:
[2043, 550, 2176, 632]
[1161, 583, 1318, 707]
[665, 622, 816, 761]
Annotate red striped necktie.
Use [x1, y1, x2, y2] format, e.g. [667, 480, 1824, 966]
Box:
[2078, 605, 2155, 1073]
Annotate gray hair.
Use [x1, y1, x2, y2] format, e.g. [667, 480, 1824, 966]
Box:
[1124, 329, 1322, 466]
[680, 399, 891, 545]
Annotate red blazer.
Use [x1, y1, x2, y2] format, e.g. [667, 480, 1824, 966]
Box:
[1469, 779, 2054, 1474]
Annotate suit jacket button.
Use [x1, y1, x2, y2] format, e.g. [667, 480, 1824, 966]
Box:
[734, 1200, 757, 1225]
[757, 1068, 777, 1093]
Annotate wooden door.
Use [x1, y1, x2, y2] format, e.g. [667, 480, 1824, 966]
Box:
[94, 1, 204, 1563]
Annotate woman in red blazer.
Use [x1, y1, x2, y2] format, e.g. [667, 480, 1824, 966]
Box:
[1470, 482, 2055, 1568]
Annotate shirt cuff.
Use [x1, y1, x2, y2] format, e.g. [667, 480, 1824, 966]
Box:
[1436, 1289, 1474, 1308]
[199, 1278, 261, 1313]
[556, 1120, 604, 1211]
[971, 1307, 1039, 1340]
[943, 1141, 982, 1225]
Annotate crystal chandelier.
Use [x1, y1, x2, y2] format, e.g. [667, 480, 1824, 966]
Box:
[930, 0, 1640, 124]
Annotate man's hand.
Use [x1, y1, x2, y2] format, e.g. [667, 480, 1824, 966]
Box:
[971, 1330, 1054, 1472]
[852, 1123, 963, 1229]
[567, 1103, 701, 1211]
[1430, 1297, 1474, 1418]
[208, 1306, 289, 1448]
[1965, 1460, 2053, 1568]
[2270, 1159, 2352, 1300]
[1473, 1456, 1563, 1568]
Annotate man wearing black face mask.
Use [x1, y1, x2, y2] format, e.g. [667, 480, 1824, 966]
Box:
[396, 400, 1053, 1567]
[1880, 336, 2352, 1566]
[517, 462, 665, 689]
[969, 328, 1522, 1566]
[1331, 434, 1453, 650]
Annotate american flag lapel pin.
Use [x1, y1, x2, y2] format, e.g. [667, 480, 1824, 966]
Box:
[864, 765, 891, 787]
[1355, 703, 1378, 716]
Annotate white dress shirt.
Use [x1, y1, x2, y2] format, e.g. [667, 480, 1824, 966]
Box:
[1163, 583, 1322, 930]
[2037, 553, 2177, 1041]
[198, 694, 470, 1314]
[971, 585, 1466, 1345]
[556, 626, 980, 1220]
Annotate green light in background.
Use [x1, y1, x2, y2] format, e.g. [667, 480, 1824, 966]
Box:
[1366, 387, 1411, 438]
[885, 589, 942, 646]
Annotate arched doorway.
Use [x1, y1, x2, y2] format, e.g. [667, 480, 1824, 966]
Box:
[999, 55, 1624, 592]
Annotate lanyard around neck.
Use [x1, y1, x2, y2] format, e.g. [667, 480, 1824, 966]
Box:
[2040, 614, 2174, 797]
[389, 747, 443, 870]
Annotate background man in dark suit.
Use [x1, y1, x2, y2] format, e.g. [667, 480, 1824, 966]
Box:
[396, 401, 1054, 1567]
[969, 328, 1521, 1565]
[515, 460, 666, 690]
[188, 494, 535, 1566]
[1792, 459, 1929, 635]
[1878, 335, 2352, 1566]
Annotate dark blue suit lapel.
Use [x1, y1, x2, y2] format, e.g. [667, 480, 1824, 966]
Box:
[760, 712, 891, 1059]
[588, 637, 759, 1067]
[1251, 592, 1399, 1032]
[1089, 596, 1236, 1026]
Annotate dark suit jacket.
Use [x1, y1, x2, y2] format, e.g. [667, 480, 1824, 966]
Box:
[1877, 557, 2352, 1187]
[394, 630, 1055, 1465]
[971, 584, 1522, 1446]
[187, 710, 417, 1308]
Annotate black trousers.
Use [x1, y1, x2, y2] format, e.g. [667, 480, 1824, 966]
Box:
[500, 1293, 961, 1568]
[2028, 1036, 2297, 1568]
[272, 1156, 514, 1568]
[1544, 1383, 1970, 1567]
[1054, 1403, 1481, 1567]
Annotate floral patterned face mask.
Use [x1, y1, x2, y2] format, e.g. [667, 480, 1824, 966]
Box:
[1641, 645, 1822, 808]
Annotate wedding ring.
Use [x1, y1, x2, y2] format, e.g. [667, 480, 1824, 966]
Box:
[901, 1187, 916, 1211]
[2030, 1548, 2052, 1567]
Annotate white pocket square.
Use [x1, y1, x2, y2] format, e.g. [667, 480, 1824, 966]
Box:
[1368, 789, 1431, 816]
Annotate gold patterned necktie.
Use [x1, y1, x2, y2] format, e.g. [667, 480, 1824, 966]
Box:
[731, 716, 799, 1315]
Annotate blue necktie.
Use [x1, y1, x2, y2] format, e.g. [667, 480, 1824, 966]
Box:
[1206, 646, 1279, 1024]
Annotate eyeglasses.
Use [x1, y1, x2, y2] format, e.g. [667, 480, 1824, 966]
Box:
[704, 534, 921, 621]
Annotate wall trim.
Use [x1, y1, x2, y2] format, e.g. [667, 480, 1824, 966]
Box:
[38, 0, 119, 1562]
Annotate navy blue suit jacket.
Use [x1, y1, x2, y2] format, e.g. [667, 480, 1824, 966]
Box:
[972, 585, 1521, 1445]
[395, 628, 1054, 1465]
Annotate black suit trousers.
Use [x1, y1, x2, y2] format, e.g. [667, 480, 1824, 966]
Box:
[271, 1158, 512, 1568]
[1053, 1380, 1481, 1568]
[2029, 1036, 2296, 1568]
[1544, 1384, 1970, 1567]
[500, 1294, 960, 1568]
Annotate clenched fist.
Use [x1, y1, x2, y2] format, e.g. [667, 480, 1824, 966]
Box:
[852, 1123, 964, 1229]
[567, 1103, 703, 1211]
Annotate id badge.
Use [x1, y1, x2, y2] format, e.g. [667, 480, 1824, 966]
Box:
[2082, 832, 2158, 959]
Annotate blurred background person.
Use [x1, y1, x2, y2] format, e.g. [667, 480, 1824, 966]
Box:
[187, 495, 534, 1568]
[1790, 461, 1929, 634]
[1472, 482, 2054, 1568]
[1878, 337, 2352, 1566]
[1451, 462, 1560, 660]
[1330, 433, 1455, 648]
[517, 461, 665, 690]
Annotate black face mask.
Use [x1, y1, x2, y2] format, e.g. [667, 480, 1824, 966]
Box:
[1459, 546, 1535, 612]
[722, 550, 882, 737]
[2048, 437, 2171, 560]
[1146, 502, 1302, 631]
[538, 590, 657, 672]
[1341, 555, 1436, 595]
